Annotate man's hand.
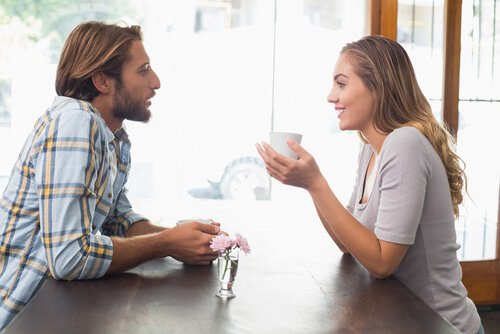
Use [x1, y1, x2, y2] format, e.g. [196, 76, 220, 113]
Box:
[159, 222, 220, 265]
[108, 221, 220, 274]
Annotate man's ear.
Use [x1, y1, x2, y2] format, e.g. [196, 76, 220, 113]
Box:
[91, 72, 113, 94]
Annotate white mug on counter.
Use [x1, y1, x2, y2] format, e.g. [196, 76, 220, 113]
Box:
[176, 219, 214, 226]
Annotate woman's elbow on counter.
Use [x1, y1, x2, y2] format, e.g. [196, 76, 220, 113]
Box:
[369, 265, 395, 279]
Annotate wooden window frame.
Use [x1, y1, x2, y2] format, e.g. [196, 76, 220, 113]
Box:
[368, 0, 500, 305]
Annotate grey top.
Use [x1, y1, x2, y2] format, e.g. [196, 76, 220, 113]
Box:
[347, 126, 480, 334]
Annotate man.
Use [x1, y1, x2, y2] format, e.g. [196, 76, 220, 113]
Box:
[0, 21, 220, 329]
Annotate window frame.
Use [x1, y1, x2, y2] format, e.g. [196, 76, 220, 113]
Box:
[371, 0, 500, 305]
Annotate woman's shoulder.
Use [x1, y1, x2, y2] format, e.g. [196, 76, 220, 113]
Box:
[388, 126, 425, 142]
[384, 126, 429, 153]
[379, 126, 437, 170]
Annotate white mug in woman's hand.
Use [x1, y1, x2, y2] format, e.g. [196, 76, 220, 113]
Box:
[269, 131, 303, 159]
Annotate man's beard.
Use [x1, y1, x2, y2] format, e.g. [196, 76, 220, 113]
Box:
[112, 82, 151, 123]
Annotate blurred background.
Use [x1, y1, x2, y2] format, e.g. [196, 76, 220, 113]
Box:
[0, 0, 498, 266]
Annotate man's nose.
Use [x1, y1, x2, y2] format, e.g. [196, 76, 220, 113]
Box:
[151, 70, 161, 90]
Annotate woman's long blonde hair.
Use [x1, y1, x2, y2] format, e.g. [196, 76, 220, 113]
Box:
[341, 35, 466, 218]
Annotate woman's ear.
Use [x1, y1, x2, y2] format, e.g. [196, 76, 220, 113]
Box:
[91, 72, 112, 94]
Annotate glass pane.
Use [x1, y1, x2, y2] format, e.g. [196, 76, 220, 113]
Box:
[303, 0, 364, 33]
[195, 0, 258, 32]
[460, 0, 500, 100]
[80, 1, 277, 220]
[397, 0, 444, 121]
[0, 0, 367, 226]
[270, 0, 366, 208]
[456, 102, 499, 260]
[456, 0, 500, 260]
[0, 0, 140, 178]
[0, 79, 10, 127]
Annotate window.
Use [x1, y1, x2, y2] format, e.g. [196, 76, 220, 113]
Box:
[397, 0, 499, 260]
[455, 0, 500, 260]
[397, 0, 444, 120]
[0, 80, 10, 127]
[0, 0, 367, 226]
[0, 0, 137, 176]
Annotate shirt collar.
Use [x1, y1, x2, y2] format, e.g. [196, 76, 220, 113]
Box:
[84, 100, 129, 144]
[55, 96, 130, 145]
[86, 103, 116, 145]
[114, 127, 129, 142]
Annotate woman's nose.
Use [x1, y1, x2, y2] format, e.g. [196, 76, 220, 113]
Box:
[327, 87, 337, 103]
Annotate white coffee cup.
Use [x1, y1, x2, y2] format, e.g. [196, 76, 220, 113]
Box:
[269, 131, 303, 159]
[176, 219, 213, 226]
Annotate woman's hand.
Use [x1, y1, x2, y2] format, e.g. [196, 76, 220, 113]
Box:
[255, 140, 324, 191]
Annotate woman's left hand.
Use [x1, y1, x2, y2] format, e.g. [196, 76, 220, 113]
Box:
[255, 140, 323, 191]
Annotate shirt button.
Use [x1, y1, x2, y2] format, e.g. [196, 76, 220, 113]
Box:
[107, 193, 112, 199]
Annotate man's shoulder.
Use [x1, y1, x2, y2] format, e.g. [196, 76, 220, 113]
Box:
[44, 96, 98, 124]
[32, 96, 109, 143]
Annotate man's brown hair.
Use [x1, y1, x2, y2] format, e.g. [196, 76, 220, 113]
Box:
[55, 21, 142, 101]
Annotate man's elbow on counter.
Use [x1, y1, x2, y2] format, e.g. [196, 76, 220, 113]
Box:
[49, 253, 87, 281]
[49, 263, 77, 281]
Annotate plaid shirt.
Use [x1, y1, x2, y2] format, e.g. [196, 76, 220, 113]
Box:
[0, 96, 146, 329]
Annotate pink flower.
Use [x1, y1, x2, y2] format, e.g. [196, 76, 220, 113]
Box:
[235, 233, 251, 255]
[210, 234, 233, 252]
[210, 233, 251, 255]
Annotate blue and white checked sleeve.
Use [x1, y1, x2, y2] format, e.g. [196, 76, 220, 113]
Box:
[33, 108, 113, 281]
[101, 188, 148, 237]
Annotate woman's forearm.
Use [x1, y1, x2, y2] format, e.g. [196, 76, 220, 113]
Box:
[313, 200, 350, 254]
[308, 176, 406, 278]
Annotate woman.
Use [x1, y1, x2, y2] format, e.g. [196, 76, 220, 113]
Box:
[256, 36, 483, 334]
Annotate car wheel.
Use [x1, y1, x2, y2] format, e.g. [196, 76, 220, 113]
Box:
[218, 156, 270, 200]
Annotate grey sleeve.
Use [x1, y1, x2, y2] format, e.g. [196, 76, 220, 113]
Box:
[374, 129, 430, 245]
[346, 145, 365, 214]
[346, 185, 357, 214]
